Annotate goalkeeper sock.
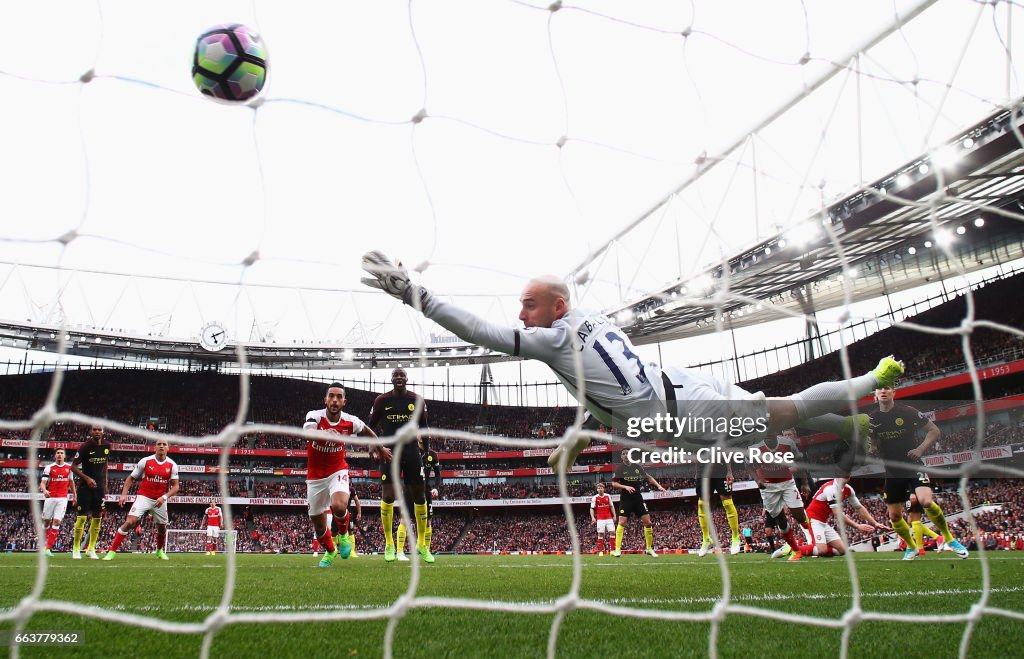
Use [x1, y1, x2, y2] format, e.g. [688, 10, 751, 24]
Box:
[643, 526, 653, 551]
[108, 528, 128, 553]
[348, 533, 357, 554]
[73, 516, 86, 552]
[797, 413, 845, 435]
[790, 374, 877, 419]
[615, 524, 625, 552]
[892, 517, 916, 549]
[722, 498, 740, 542]
[924, 502, 954, 543]
[397, 522, 407, 553]
[414, 502, 428, 549]
[424, 524, 432, 551]
[921, 524, 940, 540]
[87, 517, 101, 552]
[697, 500, 710, 543]
[381, 501, 395, 548]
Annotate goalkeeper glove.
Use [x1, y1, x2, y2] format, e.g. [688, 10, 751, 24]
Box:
[360, 250, 431, 309]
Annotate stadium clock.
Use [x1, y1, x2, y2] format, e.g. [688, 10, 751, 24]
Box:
[199, 321, 229, 352]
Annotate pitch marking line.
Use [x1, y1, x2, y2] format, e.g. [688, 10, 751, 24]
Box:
[4, 586, 1019, 614]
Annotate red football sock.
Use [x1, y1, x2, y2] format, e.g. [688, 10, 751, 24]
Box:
[784, 529, 800, 552]
[799, 544, 814, 557]
[818, 545, 834, 557]
[46, 528, 58, 549]
[318, 531, 335, 554]
[108, 529, 128, 553]
[339, 511, 350, 536]
[312, 538, 320, 552]
[156, 528, 166, 551]
[597, 538, 605, 552]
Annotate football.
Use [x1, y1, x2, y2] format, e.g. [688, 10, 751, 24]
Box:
[191, 23, 268, 103]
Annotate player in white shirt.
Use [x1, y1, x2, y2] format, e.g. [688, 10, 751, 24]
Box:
[361, 252, 904, 469]
[788, 478, 889, 561]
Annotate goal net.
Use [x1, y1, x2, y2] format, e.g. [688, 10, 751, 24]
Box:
[165, 530, 238, 554]
[2, 1, 1024, 658]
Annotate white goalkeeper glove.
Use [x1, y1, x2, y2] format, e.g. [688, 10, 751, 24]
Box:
[360, 250, 431, 308]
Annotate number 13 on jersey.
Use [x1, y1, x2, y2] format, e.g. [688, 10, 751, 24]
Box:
[592, 330, 648, 395]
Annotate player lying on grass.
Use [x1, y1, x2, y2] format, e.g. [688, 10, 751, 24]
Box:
[789, 476, 890, 561]
[103, 440, 179, 561]
[361, 251, 903, 469]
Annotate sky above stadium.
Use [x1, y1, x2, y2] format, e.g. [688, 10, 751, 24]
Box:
[0, 0, 1020, 382]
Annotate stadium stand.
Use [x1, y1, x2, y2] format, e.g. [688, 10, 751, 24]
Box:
[1, 274, 1022, 554]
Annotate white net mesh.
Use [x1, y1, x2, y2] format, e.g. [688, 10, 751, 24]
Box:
[1, 1, 1024, 658]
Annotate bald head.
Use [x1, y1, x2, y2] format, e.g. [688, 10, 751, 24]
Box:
[530, 275, 570, 302]
[519, 275, 571, 328]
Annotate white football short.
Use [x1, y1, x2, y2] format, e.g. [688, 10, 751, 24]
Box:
[661, 366, 769, 448]
[206, 525, 220, 538]
[760, 480, 804, 517]
[42, 497, 68, 521]
[306, 470, 349, 515]
[595, 518, 615, 534]
[811, 518, 840, 545]
[128, 494, 168, 525]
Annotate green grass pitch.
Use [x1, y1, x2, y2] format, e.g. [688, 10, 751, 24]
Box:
[1, 551, 1022, 658]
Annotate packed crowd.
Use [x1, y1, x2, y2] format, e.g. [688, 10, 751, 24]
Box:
[3, 476, 1023, 554]
[742, 274, 1024, 396]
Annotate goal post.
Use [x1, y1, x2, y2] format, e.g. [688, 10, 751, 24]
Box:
[165, 529, 237, 554]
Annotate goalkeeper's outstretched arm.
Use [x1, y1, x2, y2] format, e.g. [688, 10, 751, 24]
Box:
[361, 250, 567, 361]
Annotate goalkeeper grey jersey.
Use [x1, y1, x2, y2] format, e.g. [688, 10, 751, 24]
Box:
[423, 297, 667, 430]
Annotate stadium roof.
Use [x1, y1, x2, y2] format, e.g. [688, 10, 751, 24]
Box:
[611, 106, 1024, 344]
[1, 106, 1021, 368]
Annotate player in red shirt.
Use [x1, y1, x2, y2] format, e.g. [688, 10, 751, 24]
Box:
[203, 500, 223, 555]
[303, 382, 382, 568]
[40, 448, 77, 557]
[103, 439, 180, 560]
[789, 478, 888, 561]
[590, 483, 616, 556]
